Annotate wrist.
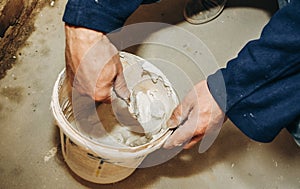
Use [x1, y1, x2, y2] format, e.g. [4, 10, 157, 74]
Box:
[65, 24, 105, 43]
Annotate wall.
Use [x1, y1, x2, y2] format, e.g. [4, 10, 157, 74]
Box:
[0, 0, 46, 79]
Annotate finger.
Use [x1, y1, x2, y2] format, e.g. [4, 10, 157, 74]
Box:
[93, 57, 118, 101]
[167, 93, 194, 129]
[114, 61, 130, 102]
[167, 105, 183, 129]
[94, 76, 113, 102]
[163, 109, 199, 149]
[101, 95, 112, 104]
[183, 135, 203, 149]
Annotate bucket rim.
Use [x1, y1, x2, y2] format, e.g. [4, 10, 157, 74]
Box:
[50, 53, 176, 158]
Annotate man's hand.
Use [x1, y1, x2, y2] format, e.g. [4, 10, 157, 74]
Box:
[65, 24, 130, 102]
[163, 80, 226, 149]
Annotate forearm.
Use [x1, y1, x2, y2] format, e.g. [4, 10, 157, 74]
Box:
[63, 0, 145, 33]
[207, 0, 300, 142]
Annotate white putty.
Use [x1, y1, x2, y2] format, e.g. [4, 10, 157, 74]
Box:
[129, 80, 170, 135]
[126, 58, 178, 136]
[70, 52, 178, 147]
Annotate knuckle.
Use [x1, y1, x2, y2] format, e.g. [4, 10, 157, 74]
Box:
[94, 89, 110, 101]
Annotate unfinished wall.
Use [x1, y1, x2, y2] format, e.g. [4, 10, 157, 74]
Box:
[0, 0, 47, 79]
[0, 0, 25, 37]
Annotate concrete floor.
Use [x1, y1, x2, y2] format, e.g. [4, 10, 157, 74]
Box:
[0, 0, 299, 188]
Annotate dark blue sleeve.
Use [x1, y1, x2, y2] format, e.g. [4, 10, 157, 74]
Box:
[62, 0, 158, 33]
[207, 0, 300, 142]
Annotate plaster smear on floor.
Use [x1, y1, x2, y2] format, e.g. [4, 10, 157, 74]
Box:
[44, 147, 57, 162]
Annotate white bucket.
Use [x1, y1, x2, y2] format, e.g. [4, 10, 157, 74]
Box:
[50, 52, 178, 184]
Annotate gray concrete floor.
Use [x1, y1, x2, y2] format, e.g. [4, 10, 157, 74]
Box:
[0, 0, 299, 188]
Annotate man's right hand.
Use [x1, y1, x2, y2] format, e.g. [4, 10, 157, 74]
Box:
[65, 24, 130, 102]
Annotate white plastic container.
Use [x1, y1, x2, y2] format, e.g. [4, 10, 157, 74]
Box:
[50, 52, 178, 184]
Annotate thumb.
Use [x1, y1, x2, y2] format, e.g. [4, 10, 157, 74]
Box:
[167, 97, 193, 129]
[114, 65, 130, 102]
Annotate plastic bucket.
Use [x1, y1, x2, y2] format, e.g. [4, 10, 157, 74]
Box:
[50, 52, 177, 184]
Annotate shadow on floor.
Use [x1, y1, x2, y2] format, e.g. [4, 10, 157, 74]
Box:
[54, 122, 249, 189]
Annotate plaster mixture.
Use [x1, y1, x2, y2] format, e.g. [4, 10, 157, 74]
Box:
[71, 52, 179, 148]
